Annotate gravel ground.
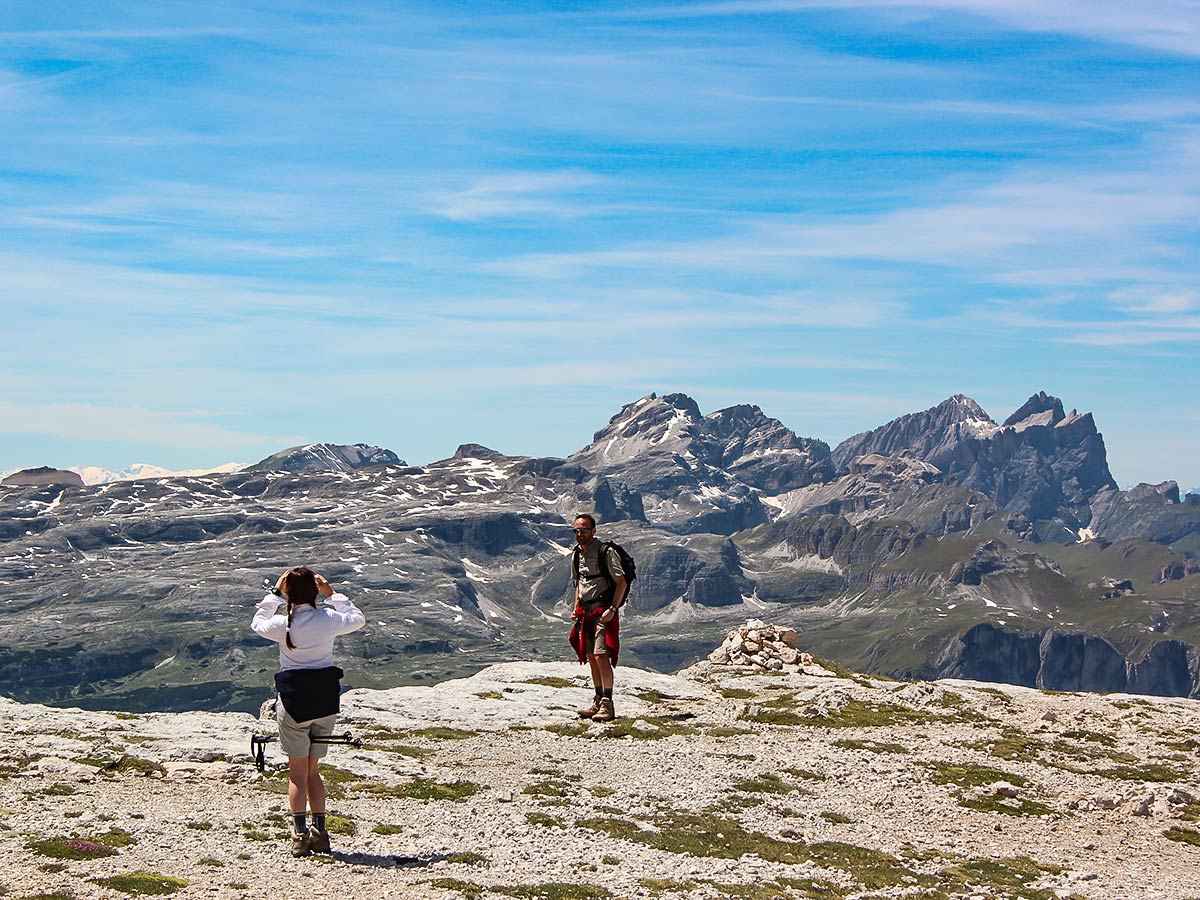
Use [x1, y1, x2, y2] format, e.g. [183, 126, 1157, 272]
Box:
[1, 656, 1198, 900]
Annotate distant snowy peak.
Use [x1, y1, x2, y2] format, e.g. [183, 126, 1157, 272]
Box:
[69, 462, 245, 485]
[573, 393, 707, 468]
[248, 442, 404, 473]
[831, 393, 999, 471]
[570, 392, 833, 496]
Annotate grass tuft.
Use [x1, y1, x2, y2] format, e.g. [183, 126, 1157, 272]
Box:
[88, 872, 188, 896]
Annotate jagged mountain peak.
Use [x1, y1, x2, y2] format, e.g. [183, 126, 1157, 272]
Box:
[574, 393, 708, 469]
[453, 443, 508, 461]
[248, 442, 405, 473]
[942, 393, 992, 419]
[1003, 391, 1067, 429]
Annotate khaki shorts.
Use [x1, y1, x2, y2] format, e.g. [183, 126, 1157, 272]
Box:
[591, 616, 612, 656]
[277, 701, 337, 759]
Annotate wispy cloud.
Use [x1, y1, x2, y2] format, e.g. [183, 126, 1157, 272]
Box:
[426, 170, 607, 221]
[0, 401, 291, 449]
[626, 1, 1200, 57]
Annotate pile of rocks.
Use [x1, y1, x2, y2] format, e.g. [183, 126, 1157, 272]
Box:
[706, 619, 826, 673]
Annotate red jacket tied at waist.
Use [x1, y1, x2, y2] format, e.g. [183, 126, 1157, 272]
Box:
[568, 604, 620, 665]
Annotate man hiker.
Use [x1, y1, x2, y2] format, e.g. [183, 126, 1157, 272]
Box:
[568, 513, 628, 722]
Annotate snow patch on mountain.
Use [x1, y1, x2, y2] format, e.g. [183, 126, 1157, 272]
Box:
[70, 462, 244, 485]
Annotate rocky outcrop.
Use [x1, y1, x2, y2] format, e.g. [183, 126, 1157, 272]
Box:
[2, 466, 84, 488]
[1157, 557, 1200, 583]
[831, 392, 1118, 533]
[947, 540, 1019, 586]
[938, 623, 1200, 697]
[1089, 481, 1200, 545]
[248, 443, 404, 473]
[772, 452, 1002, 537]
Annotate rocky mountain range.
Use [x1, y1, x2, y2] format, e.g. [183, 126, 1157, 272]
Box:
[1, 390, 1198, 712]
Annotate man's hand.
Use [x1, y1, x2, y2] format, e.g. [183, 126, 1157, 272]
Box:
[315, 573, 335, 597]
[601, 607, 616, 623]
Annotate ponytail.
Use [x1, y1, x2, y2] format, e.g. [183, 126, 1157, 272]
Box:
[280, 566, 319, 651]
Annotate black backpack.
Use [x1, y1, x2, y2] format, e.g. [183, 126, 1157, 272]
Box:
[572, 540, 636, 605]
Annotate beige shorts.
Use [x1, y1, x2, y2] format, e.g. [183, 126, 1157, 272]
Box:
[277, 701, 337, 759]
[592, 616, 612, 656]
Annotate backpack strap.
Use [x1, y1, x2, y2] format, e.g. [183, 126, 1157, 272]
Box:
[596, 541, 612, 583]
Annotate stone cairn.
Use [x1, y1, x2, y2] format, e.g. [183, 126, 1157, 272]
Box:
[707, 619, 814, 673]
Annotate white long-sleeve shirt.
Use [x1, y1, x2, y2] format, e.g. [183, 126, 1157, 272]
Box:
[250, 592, 365, 671]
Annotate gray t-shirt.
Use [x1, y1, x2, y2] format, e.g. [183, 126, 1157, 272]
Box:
[574, 540, 626, 605]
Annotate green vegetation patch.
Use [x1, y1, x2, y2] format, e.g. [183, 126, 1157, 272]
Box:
[185, 821, 211, 831]
[1165, 826, 1200, 846]
[973, 729, 1044, 763]
[27, 837, 118, 861]
[936, 856, 1063, 900]
[833, 738, 908, 754]
[526, 812, 565, 828]
[959, 793, 1057, 817]
[30, 783, 76, 797]
[475, 691, 505, 700]
[707, 726, 754, 737]
[364, 778, 480, 802]
[638, 878, 698, 897]
[932, 763, 1028, 789]
[580, 810, 919, 889]
[78, 755, 166, 777]
[88, 872, 187, 896]
[1084, 762, 1190, 782]
[522, 677, 577, 689]
[494, 884, 612, 900]
[819, 811, 854, 825]
[1062, 729, 1117, 746]
[733, 773, 803, 794]
[198, 858, 224, 867]
[744, 697, 935, 729]
[546, 717, 696, 740]
[371, 823, 404, 835]
[326, 814, 356, 835]
[447, 851, 490, 866]
[523, 780, 570, 798]
[406, 726, 479, 741]
[634, 689, 670, 705]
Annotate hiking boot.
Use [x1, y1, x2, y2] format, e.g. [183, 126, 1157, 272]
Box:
[592, 698, 615, 722]
[577, 698, 602, 719]
[291, 832, 312, 858]
[308, 827, 331, 854]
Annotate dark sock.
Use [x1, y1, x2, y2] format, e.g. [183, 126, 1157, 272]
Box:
[293, 813, 308, 835]
[601, 688, 613, 699]
[313, 813, 326, 832]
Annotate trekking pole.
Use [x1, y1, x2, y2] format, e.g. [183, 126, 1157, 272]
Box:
[250, 732, 362, 772]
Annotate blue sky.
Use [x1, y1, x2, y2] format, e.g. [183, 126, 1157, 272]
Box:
[2, 1, 1198, 489]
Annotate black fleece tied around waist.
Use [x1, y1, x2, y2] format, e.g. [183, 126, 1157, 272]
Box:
[275, 666, 343, 723]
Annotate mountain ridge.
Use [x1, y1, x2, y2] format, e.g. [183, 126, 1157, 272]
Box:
[2, 388, 1198, 711]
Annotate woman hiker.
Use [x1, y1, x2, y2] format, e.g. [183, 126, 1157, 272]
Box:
[251, 567, 365, 857]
